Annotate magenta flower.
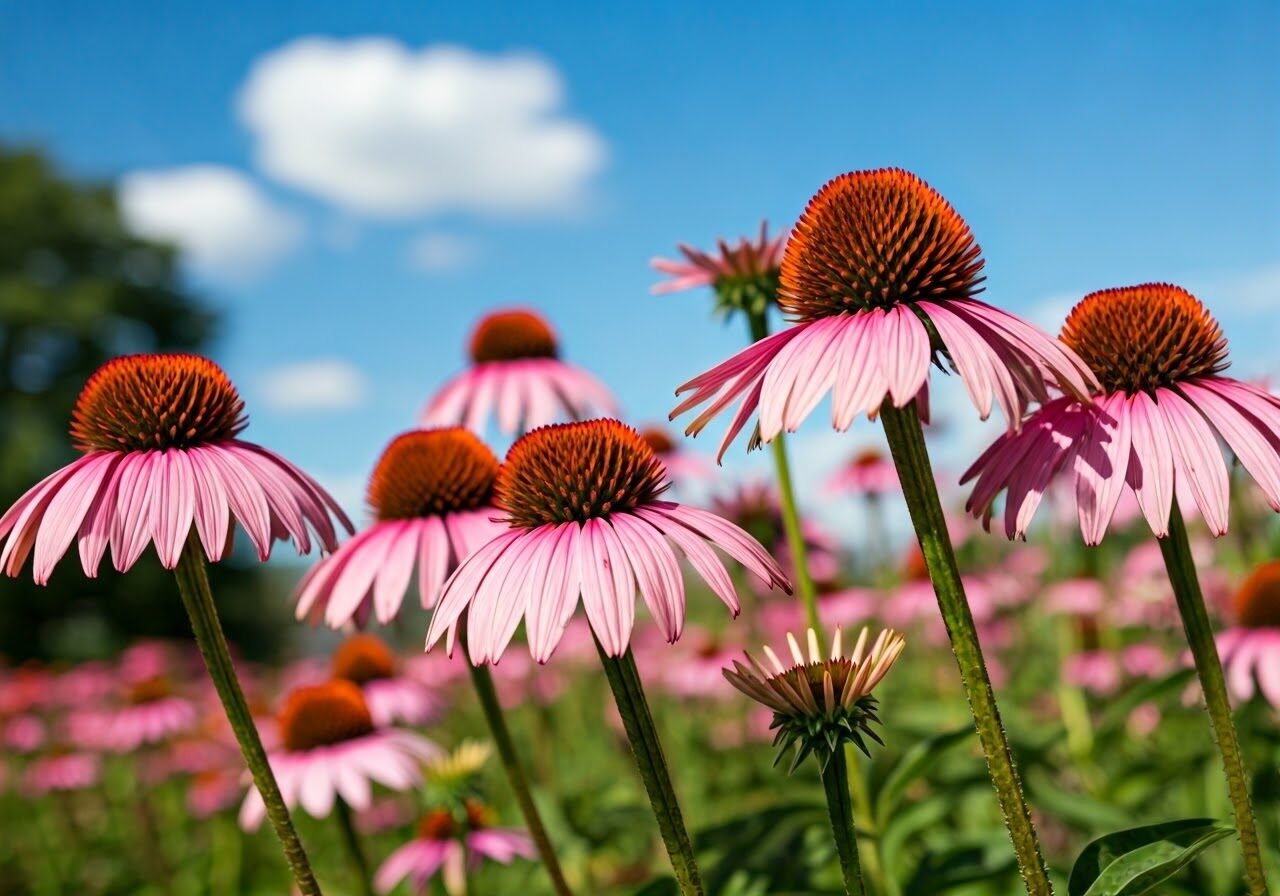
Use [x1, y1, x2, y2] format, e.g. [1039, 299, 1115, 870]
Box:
[670, 170, 1096, 459]
[964, 284, 1280, 544]
[421, 308, 617, 436]
[238, 681, 438, 830]
[331, 634, 444, 727]
[426, 419, 790, 664]
[23, 752, 101, 796]
[826, 448, 899, 497]
[375, 802, 535, 895]
[0, 354, 351, 583]
[296, 428, 507, 628]
[1219, 561, 1280, 708]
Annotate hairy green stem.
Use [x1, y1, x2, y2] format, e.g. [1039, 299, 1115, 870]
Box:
[746, 308, 824, 638]
[845, 748, 886, 896]
[822, 749, 867, 896]
[465, 656, 575, 896]
[597, 644, 705, 896]
[1159, 503, 1269, 895]
[173, 541, 322, 896]
[334, 798, 375, 896]
[879, 402, 1052, 895]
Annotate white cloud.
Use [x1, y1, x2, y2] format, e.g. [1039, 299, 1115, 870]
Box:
[119, 165, 302, 280]
[259, 359, 369, 412]
[238, 38, 606, 218]
[406, 231, 478, 273]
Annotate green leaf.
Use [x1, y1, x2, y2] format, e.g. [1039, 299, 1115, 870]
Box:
[1068, 818, 1234, 896]
[874, 726, 973, 830]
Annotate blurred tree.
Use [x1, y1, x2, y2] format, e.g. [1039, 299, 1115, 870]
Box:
[0, 146, 291, 662]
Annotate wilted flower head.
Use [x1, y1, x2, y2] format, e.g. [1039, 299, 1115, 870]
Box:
[964, 284, 1280, 543]
[421, 308, 617, 436]
[671, 170, 1095, 459]
[0, 353, 351, 582]
[650, 221, 786, 318]
[724, 626, 905, 771]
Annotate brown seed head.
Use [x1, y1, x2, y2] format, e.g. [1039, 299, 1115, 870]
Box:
[469, 309, 559, 364]
[1235, 561, 1280, 629]
[367, 429, 499, 522]
[277, 681, 375, 752]
[331, 634, 399, 684]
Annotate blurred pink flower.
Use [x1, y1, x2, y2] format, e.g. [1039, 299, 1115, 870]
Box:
[826, 448, 898, 497]
[23, 752, 100, 795]
[650, 221, 785, 296]
[710, 480, 841, 591]
[239, 681, 438, 830]
[1217, 561, 1280, 708]
[331, 634, 444, 727]
[421, 308, 616, 436]
[375, 803, 535, 895]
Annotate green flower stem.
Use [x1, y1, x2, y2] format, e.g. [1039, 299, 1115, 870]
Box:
[1158, 503, 1269, 896]
[746, 308, 824, 639]
[334, 798, 375, 896]
[596, 643, 705, 896]
[465, 652, 575, 896]
[879, 402, 1052, 896]
[173, 541, 323, 896]
[845, 748, 887, 896]
[822, 748, 867, 896]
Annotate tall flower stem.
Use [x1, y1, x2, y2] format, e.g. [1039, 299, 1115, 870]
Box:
[745, 308, 824, 638]
[334, 798, 375, 896]
[1158, 503, 1269, 896]
[821, 748, 867, 896]
[464, 650, 575, 896]
[879, 402, 1052, 896]
[845, 747, 887, 896]
[596, 643, 705, 896]
[172, 540, 323, 896]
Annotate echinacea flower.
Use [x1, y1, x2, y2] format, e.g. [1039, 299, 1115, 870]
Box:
[238, 681, 438, 830]
[427, 419, 790, 664]
[1218, 561, 1280, 708]
[724, 626, 905, 770]
[826, 448, 898, 497]
[639, 424, 712, 482]
[421, 309, 617, 437]
[331, 634, 443, 727]
[650, 221, 786, 318]
[963, 284, 1280, 544]
[671, 169, 1096, 459]
[0, 354, 352, 583]
[22, 752, 101, 796]
[375, 801, 535, 895]
[101, 675, 198, 753]
[296, 428, 506, 628]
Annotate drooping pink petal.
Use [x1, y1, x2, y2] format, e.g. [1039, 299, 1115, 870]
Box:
[426, 530, 523, 653]
[636, 506, 741, 616]
[1179, 380, 1280, 510]
[578, 518, 636, 657]
[1073, 393, 1131, 546]
[1157, 387, 1229, 535]
[611, 513, 685, 643]
[31, 453, 117, 584]
[110, 452, 158, 572]
[526, 524, 580, 664]
[373, 521, 420, 624]
[1125, 391, 1177, 537]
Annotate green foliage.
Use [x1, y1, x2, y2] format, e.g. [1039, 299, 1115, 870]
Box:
[1068, 818, 1235, 896]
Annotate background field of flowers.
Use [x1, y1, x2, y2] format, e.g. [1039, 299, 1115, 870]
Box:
[0, 2, 1277, 895]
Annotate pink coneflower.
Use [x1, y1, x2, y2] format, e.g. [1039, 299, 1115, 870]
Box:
[421, 309, 617, 437]
[239, 681, 438, 830]
[710, 480, 841, 590]
[639, 425, 712, 482]
[23, 751, 101, 796]
[297, 429, 506, 628]
[375, 801, 535, 895]
[963, 284, 1280, 544]
[98, 676, 199, 753]
[1218, 561, 1280, 708]
[652, 626, 742, 700]
[671, 170, 1096, 460]
[650, 222, 786, 318]
[827, 448, 898, 497]
[426, 420, 790, 664]
[331, 634, 443, 727]
[0, 354, 351, 582]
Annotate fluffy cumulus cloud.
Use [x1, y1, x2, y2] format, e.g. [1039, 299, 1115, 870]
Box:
[238, 38, 607, 218]
[259, 359, 369, 412]
[119, 165, 303, 280]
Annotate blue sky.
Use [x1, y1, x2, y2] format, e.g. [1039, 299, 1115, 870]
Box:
[2, 0, 1277, 535]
